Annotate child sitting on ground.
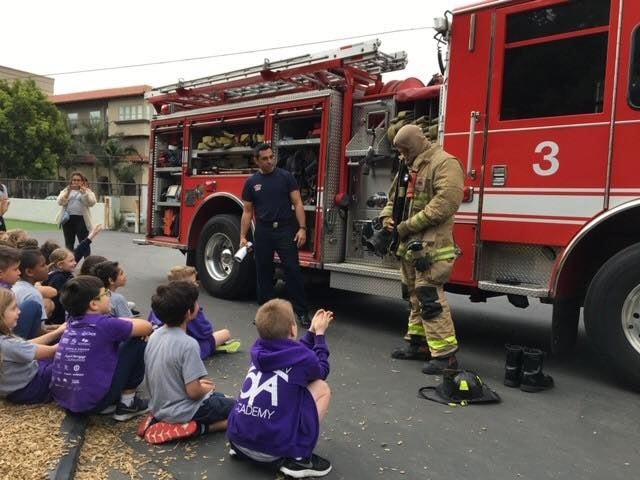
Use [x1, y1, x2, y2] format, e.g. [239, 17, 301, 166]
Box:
[13, 249, 52, 339]
[0, 246, 40, 339]
[43, 248, 77, 325]
[40, 224, 104, 265]
[0, 288, 66, 404]
[148, 266, 240, 357]
[4, 229, 28, 248]
[138, 281, 236, 444]
[50, 276, 152, 420]
[227, 299, 334, 479]
[0, 245, 21, 291]
[9, 241, 56, 319]
[79, 255, 107, 276]
[91, 261, 134, 318]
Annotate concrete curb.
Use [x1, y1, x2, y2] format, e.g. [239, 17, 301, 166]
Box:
[49, 413, 89, 480]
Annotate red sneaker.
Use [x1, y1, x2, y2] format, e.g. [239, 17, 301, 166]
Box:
[144, 420, 198, 445]
[136, 413, 156, 438]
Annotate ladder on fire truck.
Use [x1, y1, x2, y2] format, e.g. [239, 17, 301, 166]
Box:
[146, 39, 407, 110]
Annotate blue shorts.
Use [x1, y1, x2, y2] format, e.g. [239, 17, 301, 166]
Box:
[192, 392, 235, 424]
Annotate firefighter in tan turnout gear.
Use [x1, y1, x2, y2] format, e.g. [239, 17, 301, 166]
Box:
[380, 124, 464, 374]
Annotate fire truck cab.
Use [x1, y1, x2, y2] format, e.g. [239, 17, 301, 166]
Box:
[143, 0, 640, 386]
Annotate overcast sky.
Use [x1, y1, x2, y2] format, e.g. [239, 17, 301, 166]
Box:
[3, 0, 472, 94]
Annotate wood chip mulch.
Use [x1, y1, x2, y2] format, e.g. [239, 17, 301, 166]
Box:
[0, 400, 66, 480]
[75, 416, 174, 480]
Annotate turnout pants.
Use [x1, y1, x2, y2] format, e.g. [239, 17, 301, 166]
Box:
[400, 258, 458, 358]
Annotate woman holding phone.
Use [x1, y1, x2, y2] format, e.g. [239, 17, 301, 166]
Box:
[56, 172, 97, 252]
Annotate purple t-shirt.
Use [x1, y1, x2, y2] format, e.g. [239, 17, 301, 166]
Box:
[51, 313, 132, 413]
[148, 306, 215, 359]
[227, 332, 329, 459]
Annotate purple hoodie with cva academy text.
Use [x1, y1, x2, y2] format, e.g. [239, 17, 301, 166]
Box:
[227, 331, 330, 459]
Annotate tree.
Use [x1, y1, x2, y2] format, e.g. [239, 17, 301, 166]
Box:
[114, 162, 143, 195]
[0, 79, 71, 179]
[73, 123, 141, 195]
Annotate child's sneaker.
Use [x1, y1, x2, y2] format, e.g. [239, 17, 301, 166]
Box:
[98, 404, 117, 415]
[279, 454, 332, 478]
[216, 339, 241, 354]
[136, 412, 157, 437]
[228, 441, 243, 459]
[144, 420, 198, 445]
[113, 396, 149, 422]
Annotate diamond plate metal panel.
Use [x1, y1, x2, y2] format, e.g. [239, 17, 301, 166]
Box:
[345, 99, 395, 157]
[345, 218, 400, 268]
[151, 135, 161, 233]
[343, 98, 399, 268]
[477, 281, 549, 297]
[324, 262, 400, 278]
[329, 271, 401, 298]
[321, 90, 346, 263]
[479, 242, 559, 288]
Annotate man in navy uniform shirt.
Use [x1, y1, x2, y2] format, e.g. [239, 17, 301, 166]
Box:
[240, 143, 310, 327]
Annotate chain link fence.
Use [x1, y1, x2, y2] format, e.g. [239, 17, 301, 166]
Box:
[2, 178, 148, 233]
[1, 178, 144, 200]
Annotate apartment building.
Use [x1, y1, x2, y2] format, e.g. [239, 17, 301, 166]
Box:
[0, 65, 54, 94]
[50, 85, 152, 188]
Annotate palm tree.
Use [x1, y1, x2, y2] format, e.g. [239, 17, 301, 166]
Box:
[102, 135, 140, 195]
[75, 124, 141, 195]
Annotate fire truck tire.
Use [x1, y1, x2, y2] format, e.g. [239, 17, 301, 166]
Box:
[550, 298, 580, 355]
[195, 214, 254, 299]
[584, 243, 640, 389]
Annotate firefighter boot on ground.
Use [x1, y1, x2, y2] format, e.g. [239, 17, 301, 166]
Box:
[422, 352, 459, 375]
[504, 344, 524, 387]
[391, 335, 431, 361]
[520, 348, 554, 393]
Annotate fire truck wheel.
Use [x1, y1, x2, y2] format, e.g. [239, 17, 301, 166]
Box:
[584, 243, 640, 389]
[550, 298, 580, 355]
[196, 214, 254, 299]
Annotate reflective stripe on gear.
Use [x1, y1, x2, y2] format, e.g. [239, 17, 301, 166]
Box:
[401, 244, 458, 262]
[430, 245, 458, 262]
[408, 322, 426, 336]
[427, 335, 458, 351]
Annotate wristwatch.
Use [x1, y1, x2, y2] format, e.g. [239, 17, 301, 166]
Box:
[299, 226, 307, 230]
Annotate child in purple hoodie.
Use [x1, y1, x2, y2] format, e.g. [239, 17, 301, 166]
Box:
[227, 299, 333, 479]
[148, 266, 240, 358]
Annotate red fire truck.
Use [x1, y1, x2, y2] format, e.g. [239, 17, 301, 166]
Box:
[142, 0, 640, 385]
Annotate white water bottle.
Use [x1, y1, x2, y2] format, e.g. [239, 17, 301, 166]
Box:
[234, 242, 253, 262]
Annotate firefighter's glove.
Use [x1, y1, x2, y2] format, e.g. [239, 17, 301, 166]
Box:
[397, 221, 411, 239]
[414, 257, 431, 272]
[382, 216, 394, 231]
[408, 240, 429, 271]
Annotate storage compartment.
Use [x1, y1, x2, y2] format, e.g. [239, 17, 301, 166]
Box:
[189, 120, 264, 175]
[276, 115, 322, 141]
[151, 130, 183, 238]
[273, 112, 322, 253]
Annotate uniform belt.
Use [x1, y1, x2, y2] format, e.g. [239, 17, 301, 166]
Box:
[257, 218, 296, 229]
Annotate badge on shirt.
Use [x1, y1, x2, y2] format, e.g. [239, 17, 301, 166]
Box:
[254, 184, 262, 192]
[415, 178, 426, 192]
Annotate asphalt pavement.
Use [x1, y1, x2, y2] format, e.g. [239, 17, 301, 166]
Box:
[29, 230, 640, 480]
